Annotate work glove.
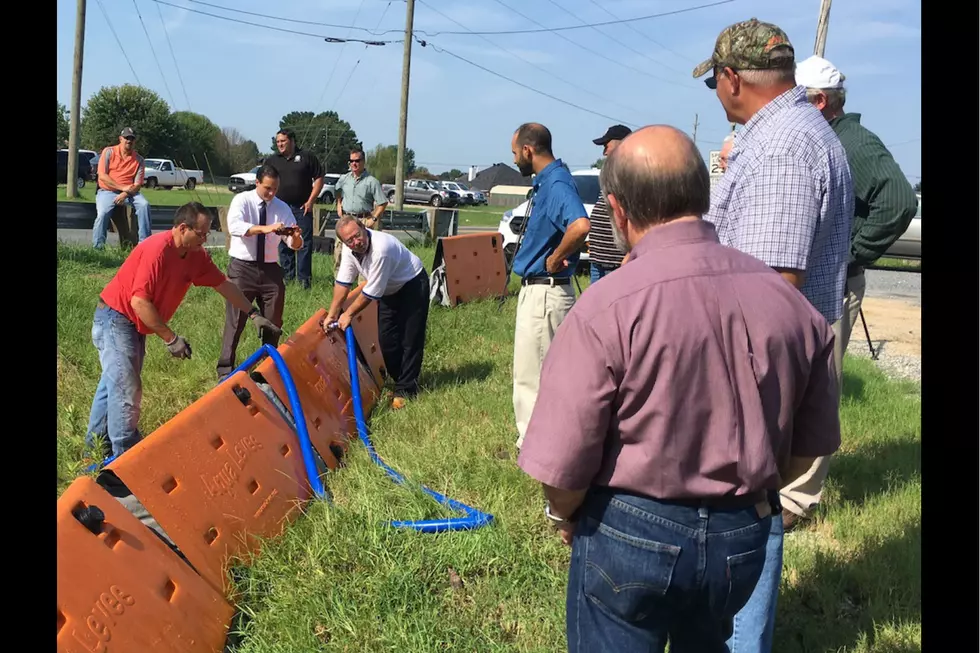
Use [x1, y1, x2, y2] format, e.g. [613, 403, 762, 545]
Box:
[250, 313, 282, 338]
[166, 334, 192, 359]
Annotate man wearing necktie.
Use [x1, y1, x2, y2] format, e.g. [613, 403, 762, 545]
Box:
[217, 164, 303, 380]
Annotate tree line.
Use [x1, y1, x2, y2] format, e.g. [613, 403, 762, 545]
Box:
[56, 83, 432, 183]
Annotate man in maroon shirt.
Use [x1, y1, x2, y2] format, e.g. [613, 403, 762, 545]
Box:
[517, 126, 841, 651]
[86, 202, 280, 462]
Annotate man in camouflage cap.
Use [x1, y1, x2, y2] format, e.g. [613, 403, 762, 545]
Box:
[693, 17, 854, 653]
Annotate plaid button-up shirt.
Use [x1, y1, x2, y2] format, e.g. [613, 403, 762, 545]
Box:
[704, 86, 853, 323]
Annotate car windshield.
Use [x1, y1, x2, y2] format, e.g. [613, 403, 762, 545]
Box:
[915, 195, 921, 219]
[456, 182, 469, 190]
[145, 160, 162, 170]
[573, 175, 601, 205]
[444, 183, 460, 191]
[251, 166, 260, 174]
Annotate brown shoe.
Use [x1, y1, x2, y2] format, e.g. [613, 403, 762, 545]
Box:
[391, 396, 407, 410]
[782, 510, 810, 533]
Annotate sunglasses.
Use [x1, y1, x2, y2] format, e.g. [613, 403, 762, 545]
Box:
[123, 136, 136, 141]
[349, 158, 363, 164]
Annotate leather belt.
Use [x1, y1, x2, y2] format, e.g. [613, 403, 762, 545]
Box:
[661, 490, 770, 511]
[521, 277, 571, 287]
[344, 212, 372, 219]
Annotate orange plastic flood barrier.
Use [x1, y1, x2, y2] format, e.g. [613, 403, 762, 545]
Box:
[432, 232, 508, 307]
[254, 308, 379, 464]
[106, 371, 312, 595]
[57, 475, 234, 653]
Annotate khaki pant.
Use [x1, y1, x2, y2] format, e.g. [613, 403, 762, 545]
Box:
[780, 271, 867, 516]
[513, 283, 576, 448]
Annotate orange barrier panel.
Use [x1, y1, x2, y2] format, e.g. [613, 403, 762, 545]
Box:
[432, 232, 508, 307]
[107, 371, 311, 595]
[254, 308, 379, 464]
[57, 476, 234, 653]
[344, 282, 387, 388]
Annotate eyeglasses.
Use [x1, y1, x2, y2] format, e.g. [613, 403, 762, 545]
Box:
[349, 158, 363, 164]
[339, 229, 365, 247]
[192, 227, 210, 240]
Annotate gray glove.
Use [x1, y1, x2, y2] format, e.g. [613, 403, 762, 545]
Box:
[165, 334, 192, 359]
[250, 312, 282, 338]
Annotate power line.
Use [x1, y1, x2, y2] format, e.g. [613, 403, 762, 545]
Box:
[886, 137, 921, 148]
[487, 0, 696, 90]
[150, 0, 400, 44]
[149, 0, 735, 38]
[584, 0, 694, 66]
[155, 0, 192, 109]
[417, 0, 645, 124]
[418, 39, 635, 126]
[95, 0, 141, 84]
[421, 1, 735, 36]
[131, 0, 176, 107]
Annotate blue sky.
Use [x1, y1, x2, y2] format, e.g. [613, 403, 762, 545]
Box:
[57, 0, 920, 181]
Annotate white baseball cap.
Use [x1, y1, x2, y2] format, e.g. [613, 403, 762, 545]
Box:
[795, 55, 845, 90]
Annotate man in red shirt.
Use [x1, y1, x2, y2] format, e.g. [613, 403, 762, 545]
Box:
[85, 202, 280, 461]
[93, 127, 154, 249]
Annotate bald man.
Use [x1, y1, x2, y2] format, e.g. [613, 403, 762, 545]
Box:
[719, 132, 735, 171]
[517, 125, 841, 651]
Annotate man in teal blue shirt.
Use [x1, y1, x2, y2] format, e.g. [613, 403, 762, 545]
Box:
[509, 123, 591, 449]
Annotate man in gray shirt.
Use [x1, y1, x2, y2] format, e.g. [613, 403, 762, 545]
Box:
[518, 125, 841, 652]
[334, 148, 388, 278]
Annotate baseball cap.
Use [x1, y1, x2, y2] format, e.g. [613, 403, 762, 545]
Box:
[120, 127, 136, 138]
[795, 55, 845, 89]
[593, 124, 632, 146]
[692, 18, 795, 89]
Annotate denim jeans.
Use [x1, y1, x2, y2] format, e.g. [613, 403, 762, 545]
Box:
[726, 509, 784, 653]
[279, 205, 313, 286]
[86, 305, 147, 459]
[566, 489, 771, 653]
[93, 190, 152, 248]
[589, 262, 615, 284]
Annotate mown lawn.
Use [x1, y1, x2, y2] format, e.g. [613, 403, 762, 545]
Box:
[56, 242, 920, 652]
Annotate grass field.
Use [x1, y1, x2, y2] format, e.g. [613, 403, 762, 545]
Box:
[56, 186, 509, 228]
[56, 243, 920, 652]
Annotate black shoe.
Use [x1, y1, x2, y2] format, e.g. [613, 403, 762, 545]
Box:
[300, 281, 311, 290]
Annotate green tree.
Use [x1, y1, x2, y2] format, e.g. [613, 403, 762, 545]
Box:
[57, 102, 70, 148]
[592, 158, 605, 170]
[173, 111, 231, 179]
[438, 168, 463, 181]
[220, 127, 262, 175]
[364, 144, 417, 184]
[80, 84, 179, 157]
[275, 110, 361, 173]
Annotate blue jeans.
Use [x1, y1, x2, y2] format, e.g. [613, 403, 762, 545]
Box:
[279, 205, 313, 286]
[93, 189, 152, 248]
[566, 489, 771, 653]
[589, 262, 615, 284]
[727, 510, 783, 653]
[86, 305, 147, 459]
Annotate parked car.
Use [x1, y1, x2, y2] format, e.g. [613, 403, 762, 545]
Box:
[498, 168, 600, 273]
[881, 192, 921, 261]
[439, 181, 476, 205]
[143, 158, 204, 190]
[463, 183, 488, 205]
[317, 173, 343, 204]
[382, 179, 460, 207]
[56, 149, 98, 187]
[228, 166, 260, 193]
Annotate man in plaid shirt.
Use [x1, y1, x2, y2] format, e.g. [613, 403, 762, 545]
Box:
[694, 18, 853, 653]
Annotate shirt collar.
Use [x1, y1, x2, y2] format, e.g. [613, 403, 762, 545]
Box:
[629, 219, 719, 258]
[532, 159, 563, 190]
[829, 112, 861, 128]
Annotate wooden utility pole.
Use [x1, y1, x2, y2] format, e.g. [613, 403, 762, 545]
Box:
[692, 113, 699, 146]
[394, 0, 415, 211]
[66, 0, 87, 199]
[814, 0, 833, 56]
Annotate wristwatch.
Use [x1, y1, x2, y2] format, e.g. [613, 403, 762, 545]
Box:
[544, 502, 572, 526]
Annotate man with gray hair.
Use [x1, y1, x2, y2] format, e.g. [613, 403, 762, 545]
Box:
[693, 18, 853, 653]
[719, 132, 735, 171]
[517, 125, 841, 651]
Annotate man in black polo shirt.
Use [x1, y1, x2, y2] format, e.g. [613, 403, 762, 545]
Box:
[265, 128, 324, 290]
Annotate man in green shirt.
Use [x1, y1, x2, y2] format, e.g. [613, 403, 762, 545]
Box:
[334, 148, 388, 278]
[796, 55, 918, 365]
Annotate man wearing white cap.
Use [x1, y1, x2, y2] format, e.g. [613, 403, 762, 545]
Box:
[788, 55, 918, 516]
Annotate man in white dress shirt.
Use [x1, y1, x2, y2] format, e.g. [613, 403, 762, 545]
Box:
[217, 164, 303, 379]
[324, 216, 429, 410]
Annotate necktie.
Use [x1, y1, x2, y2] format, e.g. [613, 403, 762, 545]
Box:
[257, 200, 267, 263]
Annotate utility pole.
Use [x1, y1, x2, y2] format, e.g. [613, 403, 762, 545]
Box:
[66, 0, 87, 199]
[394, 0, 415, 211]
[692, 113, 699, 146]
[814, 0, 832, 56]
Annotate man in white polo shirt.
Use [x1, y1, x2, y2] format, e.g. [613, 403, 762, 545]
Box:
[325, 216, 429, 410]
[217, 164, 303, 380]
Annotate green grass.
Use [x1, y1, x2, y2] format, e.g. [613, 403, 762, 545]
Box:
[57, 183, 236, 207]
[870, 257, 921, 271]
[56, 243, 920, 652]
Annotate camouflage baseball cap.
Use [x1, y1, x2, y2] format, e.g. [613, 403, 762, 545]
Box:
[692, 18, 795, 82]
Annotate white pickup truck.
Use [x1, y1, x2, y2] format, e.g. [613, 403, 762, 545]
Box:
[143, 158, 204, 190]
